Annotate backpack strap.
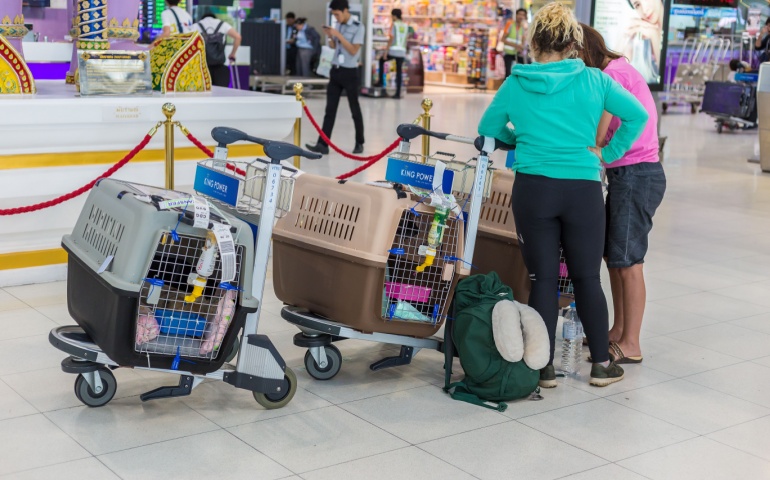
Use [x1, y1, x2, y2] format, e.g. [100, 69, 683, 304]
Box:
[444, 381, 508, 412]
[214, 20, 225, 35]
[169, 8, 184, 34]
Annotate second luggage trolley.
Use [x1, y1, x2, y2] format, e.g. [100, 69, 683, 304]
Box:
[275, 124, 511, 379]
[49, 128, 321, 409]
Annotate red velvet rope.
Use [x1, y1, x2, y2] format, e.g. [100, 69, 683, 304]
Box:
[303, 104, 400, 162]
[0, 134, 153, 216]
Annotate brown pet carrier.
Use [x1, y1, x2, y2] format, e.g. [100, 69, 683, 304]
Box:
[272, 174, 465, 338]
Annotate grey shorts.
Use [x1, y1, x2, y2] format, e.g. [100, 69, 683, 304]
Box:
[604, 161, 666, 269]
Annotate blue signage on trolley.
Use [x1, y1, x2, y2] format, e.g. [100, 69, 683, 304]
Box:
[194, 165, 240, 207]
[385, 158, 454, 195]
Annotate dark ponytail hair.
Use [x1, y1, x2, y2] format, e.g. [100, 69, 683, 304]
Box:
[579, 23, 622, 70]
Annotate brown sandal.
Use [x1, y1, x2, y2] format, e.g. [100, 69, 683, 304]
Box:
[609, 342, 643, 364]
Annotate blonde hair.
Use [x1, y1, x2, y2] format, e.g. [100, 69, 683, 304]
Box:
[527, 3, 583, 59]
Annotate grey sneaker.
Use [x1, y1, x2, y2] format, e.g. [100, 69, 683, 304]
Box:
[589, 362, 625, 387]
[539, 364, 557, 389]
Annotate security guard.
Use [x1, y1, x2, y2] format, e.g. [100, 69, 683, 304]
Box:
[306, 0, 365, 155]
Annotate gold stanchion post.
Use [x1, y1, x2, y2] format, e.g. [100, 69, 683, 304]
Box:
[420, 98, 433, 162]
[293, 83, 304, 169]
[162, 103, 176, 190]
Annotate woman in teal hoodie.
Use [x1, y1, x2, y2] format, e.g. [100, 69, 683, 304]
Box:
[478, 2, 648, 388]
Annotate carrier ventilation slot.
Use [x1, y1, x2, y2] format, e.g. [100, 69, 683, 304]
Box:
[293, 195, 360, 241]
[480, 190, 511, 227]
[81, 204, 125, 260]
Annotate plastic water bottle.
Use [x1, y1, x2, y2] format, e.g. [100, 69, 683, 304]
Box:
[561, 303, 583, 375]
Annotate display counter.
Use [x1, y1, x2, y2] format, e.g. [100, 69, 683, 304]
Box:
[0, 80, 300, 286]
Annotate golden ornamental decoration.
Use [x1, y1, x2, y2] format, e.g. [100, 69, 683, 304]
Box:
[150, 32, 211, 93]
[0, 14, 28, 38]
[0, 36, 36, 94]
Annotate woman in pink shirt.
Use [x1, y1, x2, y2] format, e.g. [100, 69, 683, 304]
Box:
[580, 24, 666, 364]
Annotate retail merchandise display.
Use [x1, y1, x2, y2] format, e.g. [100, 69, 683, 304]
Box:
[374, 0, 499, 88]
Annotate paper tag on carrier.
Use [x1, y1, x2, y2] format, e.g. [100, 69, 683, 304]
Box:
[212, 222, 236, 283]
[418, 245, 437, 257]
[158, 198, 194, 210]
[192, 196, 210, 229]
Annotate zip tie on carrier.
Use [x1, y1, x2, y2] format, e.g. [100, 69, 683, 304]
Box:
[444, 255, 477, 270]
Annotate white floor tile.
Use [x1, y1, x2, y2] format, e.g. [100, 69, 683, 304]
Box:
[340, 385, 508, 444]
[618, 437, 770, 480]
[607, 379, 770, 434]
[560, 363, 675, 397]
[1, 366, 170, 413]
[669, 323, 770, 360]
[419, 421, 607, 480]
[687, 362, 770, 408]
[302, 446, 475, 480]
[648, 265, 751, 292]
[707, 415, 770, 462]
[181, 379, 332, 428]
[560, 464, 648, 480]
[641, 302, 723, 336]
[0, 379, 37, 421]
[0, 335, 74, 376]
[643, 279, 701, 302]
[0, 289, 27, 311]
[228, 406, 407, 474]
[638, 336, 743, 377]
[518, 399, 696, 462]
[98, 429, 291, 480]
[4, 457, 120, 480]
[0, 414, 90, 476]
[45, 397, 220, 455]
[296, 351, 430, 405]
[730, 312, 770, 335]
[0, 308, 56, 340]
[4, 281, 67, 308]
[755, 356, 770, 368]
[654, 291, 767, 322]
[502, 382, 600, 420]
[710, 280, 770, 308]
[33, 303, 75, 326]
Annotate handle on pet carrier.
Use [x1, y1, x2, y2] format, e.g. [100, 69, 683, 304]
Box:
[396, 124, 475, 145]
[211, 127, 321, 163]
[473, 136, 516, 154]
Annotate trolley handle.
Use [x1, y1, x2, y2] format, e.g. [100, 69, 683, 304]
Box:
[211, 127, 322, 164]
[395, 124, 475, 145]
[473, 136, 516, 154]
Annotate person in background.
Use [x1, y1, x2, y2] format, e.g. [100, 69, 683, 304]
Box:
[727, 58, 749, 82]
[619, 0, 664, 82]
[376, 8, 409, 98]
[197, 12, 242, 88]
[285, 12, 298, 76]
[157, 0, 193, 41]
[580, 24, 665, 365]
[478, 3, 648, 388]
[294, 18, 321, 78]
[502, 8, 528, 77]
[306, 0, 365, 155]
[755, 18, 770, 63]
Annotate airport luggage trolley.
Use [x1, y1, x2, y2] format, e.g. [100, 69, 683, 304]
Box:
[49, 129, 321, 408]
[275, 124, 512, 380]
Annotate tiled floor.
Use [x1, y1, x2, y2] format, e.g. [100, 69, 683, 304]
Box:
[2, 93, 770, 479]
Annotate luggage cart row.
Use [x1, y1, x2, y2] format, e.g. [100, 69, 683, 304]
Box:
[49, 122, 575, 408]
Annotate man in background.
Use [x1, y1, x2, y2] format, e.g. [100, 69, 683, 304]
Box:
[156, 0, 193, 41]
[285, 12, 298, 76]
[306, 0, 365, 155]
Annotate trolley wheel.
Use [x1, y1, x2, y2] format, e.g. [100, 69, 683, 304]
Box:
[691, 103, 698, 114]
[717, 123, 723, 134]
[253, 367, 297, 410]
[304, 345, 342, 381]
[74, 368, 116, 408]
[662, 103, 668, 114]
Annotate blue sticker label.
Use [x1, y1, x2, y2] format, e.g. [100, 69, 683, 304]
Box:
[505, 150, 516, 169]
[385, 158, 454, 195]
[194, 165, 240, 207]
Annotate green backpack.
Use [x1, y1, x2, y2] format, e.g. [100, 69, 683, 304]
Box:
[444, 272, 540, 412]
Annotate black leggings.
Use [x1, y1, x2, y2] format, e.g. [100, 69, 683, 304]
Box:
[512, 173, 610, 364]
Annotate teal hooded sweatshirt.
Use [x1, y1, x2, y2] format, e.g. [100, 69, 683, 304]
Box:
[478, 59, 648, 181]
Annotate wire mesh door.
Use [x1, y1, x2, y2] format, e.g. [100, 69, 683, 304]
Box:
[382, 209, 461, 325]
[134, 232, 245, 361]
